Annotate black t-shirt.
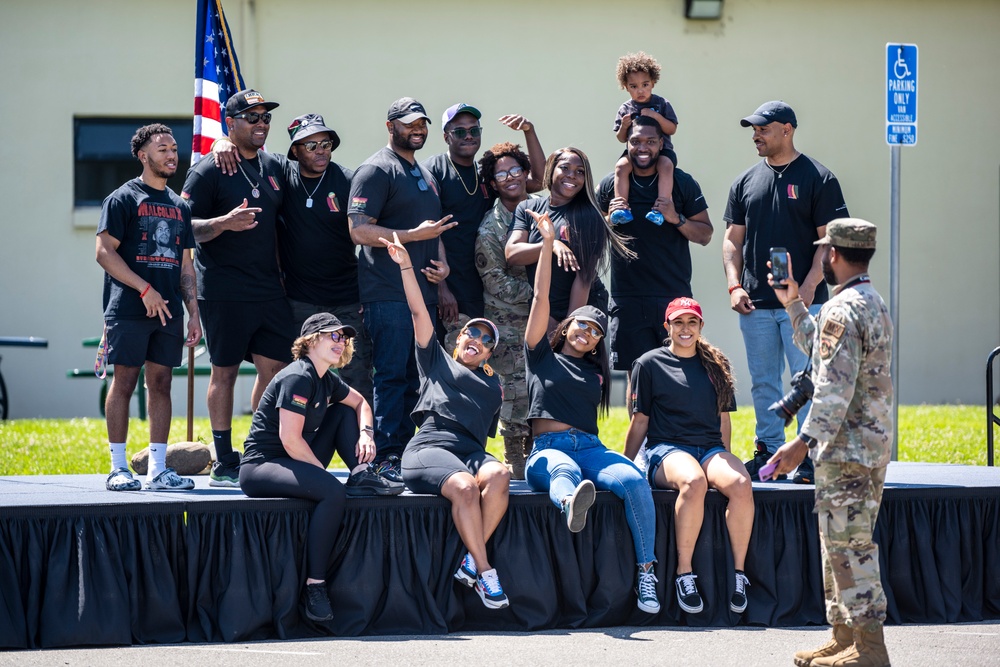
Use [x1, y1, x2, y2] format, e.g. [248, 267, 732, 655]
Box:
[525, 340, 603, 435]
[510, 197, 608, 321]
[182, 152, 286, 301]
[278, 157, 358, 305]
[422, 152, 494, 306]
[724, 154, 848, 309]
[631, 346, 736, 448]
[596, 167, 709, 299]
[97, 178, 194, 320]
[348, 147, 442, 305]
[411, 339, 502, 444]
[241, 357, 351, 464]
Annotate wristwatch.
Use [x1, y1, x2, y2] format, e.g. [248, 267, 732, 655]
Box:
[675, 213, 687, 228]
[801, 435, 817, 449]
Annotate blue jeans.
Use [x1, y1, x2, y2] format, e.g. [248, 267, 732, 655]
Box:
[737, 305, 819, 454]
[526, 429, 656, 564]
[363, 301, 435, 459]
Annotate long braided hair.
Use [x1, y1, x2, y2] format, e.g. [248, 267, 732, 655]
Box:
[694, 338, 736, 414]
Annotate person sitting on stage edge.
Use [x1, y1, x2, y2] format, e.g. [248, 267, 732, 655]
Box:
[624, 297, 754, 618]
[379, 231, 511, 610]
[238, 312, 403, 623]
[522, 210, 661, 615]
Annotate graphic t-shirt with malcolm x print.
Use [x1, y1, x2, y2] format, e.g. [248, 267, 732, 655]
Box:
[97, 177, 194, 321]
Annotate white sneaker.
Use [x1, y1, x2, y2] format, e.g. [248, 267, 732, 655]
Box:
[562, 480, 596, 533]
[144, 467, 195, 491]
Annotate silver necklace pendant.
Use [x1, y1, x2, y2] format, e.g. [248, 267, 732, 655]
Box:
[306, 198, 313, 208]
[778, 173, 783, 179]
[251, 187, 260, 198]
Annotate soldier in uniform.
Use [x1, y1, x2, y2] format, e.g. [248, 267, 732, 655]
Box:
[475, 142, 537, 479]
[765, 218, 892, 667]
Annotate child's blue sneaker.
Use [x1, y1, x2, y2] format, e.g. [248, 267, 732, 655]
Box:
[610, 209, 633, 226]
[645, 209, 665, 226]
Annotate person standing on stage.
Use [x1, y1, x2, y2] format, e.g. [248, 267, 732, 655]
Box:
[765, 219, 892, 667]
[183, 88, 296, 488]
[96, 123, 200, 492]
[722, 100, 849, 484]
[348, 97, 456, 481]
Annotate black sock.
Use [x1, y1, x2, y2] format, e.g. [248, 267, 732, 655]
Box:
[213, 429, 233, 459]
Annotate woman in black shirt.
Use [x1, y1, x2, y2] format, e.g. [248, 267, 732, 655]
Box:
[624, 298, 754, 617]
[522, 212, 660, 615]
[379, 231, 510, 610]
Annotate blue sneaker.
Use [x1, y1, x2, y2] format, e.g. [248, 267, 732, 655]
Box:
[609, 209, 633, 226]
[454, 553, 477, 588]
[475, 568, 509, 609]
[645, 209, 665, 225]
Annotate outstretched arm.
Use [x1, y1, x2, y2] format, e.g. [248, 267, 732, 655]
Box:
[379, 232, 435, 348]
[500, 114, 546, 194]
[524, 210, 555, 349]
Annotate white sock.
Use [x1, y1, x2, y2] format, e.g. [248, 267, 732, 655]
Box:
[148, 443, 168, 479]
[109, 443, 128, 472]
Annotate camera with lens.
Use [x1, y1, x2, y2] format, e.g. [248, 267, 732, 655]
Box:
[769, 362, 814, 427]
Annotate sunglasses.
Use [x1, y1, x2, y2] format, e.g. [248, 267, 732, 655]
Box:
[449, 126, 482, 139]
[298, 139, 334, 152]
[328, 331, 352, 344]
[494, 165, 524, 183]
[233, 111, 272, 124]
[464, 325, 496, 349]
[572, 320, 604, 339]
[409, 165, 429, 192]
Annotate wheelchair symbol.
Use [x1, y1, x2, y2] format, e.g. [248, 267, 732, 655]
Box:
[894, 46, 911, 79]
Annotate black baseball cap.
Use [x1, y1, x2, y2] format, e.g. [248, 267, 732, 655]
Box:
[225, 89, 279, 117]
[387, 97, 431, 124]
[740, 100, 797, 128]
[300, 312, 357, 338]
[568, 305, 608, 336]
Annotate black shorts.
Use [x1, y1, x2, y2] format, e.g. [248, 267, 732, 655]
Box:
[105, 317, 184, 368]
[199, 298, 296, 366]
[608, 295, 683, 371]
[402, 417, 500, 494]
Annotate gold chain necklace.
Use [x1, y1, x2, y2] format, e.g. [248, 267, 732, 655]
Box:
[447, 154, 479, 196]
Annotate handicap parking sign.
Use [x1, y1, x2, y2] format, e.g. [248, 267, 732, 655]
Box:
[886, 43, 918, 145]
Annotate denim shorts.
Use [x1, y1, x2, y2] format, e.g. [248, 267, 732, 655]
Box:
[646, 442, 726, 487]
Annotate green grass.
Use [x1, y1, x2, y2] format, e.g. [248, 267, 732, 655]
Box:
[0, 405, 990, 475]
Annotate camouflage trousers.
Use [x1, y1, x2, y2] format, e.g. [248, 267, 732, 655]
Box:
[814, 460, 888, 631]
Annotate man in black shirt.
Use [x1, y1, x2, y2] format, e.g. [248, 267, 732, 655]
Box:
[422, 103, 545, 348]
[182, 88, 295, 487]
[348, 97, 456, 477]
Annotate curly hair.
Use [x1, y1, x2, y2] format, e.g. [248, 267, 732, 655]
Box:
[291, 332, 354, 369]
[479, 142, 531, 197]
[616, 51, 661, 89]
[130, 123, 174, 158]
[550, 315, 612, 417]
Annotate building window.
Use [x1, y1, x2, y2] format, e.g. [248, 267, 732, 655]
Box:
[74, 118, 193, 207]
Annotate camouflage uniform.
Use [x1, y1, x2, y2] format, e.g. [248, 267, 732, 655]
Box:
[474, 197, 534, 439]
[786, 223, 893, 633]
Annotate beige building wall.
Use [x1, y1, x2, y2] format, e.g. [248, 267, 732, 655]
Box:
[0, 0, 996, 419]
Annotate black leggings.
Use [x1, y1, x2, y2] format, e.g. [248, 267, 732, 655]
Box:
[240, 403, 360, 580]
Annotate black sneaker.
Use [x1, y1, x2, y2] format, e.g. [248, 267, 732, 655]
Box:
[636, 566, 661, 614]
[210, 452, 241, 488]
[730, 571, 749, 613]
[375, 455, 403, 484]
[304, 582, 334, 622]
[675, 572, 703, 614]
[346, 463, 405, 496]
[793, 456, 814, 485]
[745, 441, 785, 482]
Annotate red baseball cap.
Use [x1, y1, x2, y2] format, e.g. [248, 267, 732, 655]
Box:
[665, 297, 704, 322]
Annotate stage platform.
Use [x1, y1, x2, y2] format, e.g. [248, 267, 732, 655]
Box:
[1, 462, 998, 648]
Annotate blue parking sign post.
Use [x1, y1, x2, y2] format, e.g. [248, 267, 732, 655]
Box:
[886, 43, 918, 145]
[886, 42, 917, 460]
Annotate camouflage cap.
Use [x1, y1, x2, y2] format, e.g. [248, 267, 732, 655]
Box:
[815, 218, 877, 249]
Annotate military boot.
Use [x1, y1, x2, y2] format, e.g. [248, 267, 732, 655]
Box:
[793, 624, 853, 667]
[504, 435, 528, 480]
[812, 625, 890, 667]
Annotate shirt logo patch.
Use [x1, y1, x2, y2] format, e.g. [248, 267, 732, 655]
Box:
[787, 184, 799, 199]
[327, 193, 340, 212]
[268, 176, 280, 191]
[351, 196, 367, 212]
[291, 394, 308, 408]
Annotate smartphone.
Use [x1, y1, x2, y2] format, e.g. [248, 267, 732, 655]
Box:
[759, 460, 779, 481]
[770, 247, 790, 289]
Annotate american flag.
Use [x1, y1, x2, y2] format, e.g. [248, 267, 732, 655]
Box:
[192, 0, 245, 164]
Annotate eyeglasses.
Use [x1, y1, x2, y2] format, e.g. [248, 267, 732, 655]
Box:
[449, 126, 482, 139]
[298, 140, 334, 152]
[572, 320, 604, 339]
[233, 111, 272, 124]
[328, 331, 352, 344]
[410, 165, 429, 192]
[464, 325, 496, 349]
[494, 165, 524, 183]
